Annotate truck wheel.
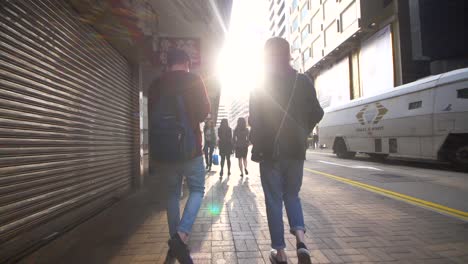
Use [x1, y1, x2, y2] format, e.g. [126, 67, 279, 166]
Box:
[334, 138, 356, 159]
[452, 145, 468, 170]
[369, 153, 388, 162]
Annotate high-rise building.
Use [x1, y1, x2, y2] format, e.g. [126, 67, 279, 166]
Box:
[268, 0, 290, 39]
[280, 0, 467, 109]
[216, 102, 229, 128]
[228, 93, 249, 129]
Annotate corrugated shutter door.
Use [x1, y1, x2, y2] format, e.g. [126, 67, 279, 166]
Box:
[0, 0, 138, 259]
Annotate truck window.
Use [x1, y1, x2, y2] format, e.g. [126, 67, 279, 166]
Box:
[457, 88, 468, 99]
[408, 101, 422, 110]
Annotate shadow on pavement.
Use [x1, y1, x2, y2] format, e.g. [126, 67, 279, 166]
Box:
[23, 172, 171, 264]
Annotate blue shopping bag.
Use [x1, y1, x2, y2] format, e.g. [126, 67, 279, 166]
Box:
[212, 153, 219, 165]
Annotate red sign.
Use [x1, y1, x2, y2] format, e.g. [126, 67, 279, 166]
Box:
[158, 37, 201, 68]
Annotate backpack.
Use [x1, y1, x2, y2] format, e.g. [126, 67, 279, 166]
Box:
[150, 91, 196, 162]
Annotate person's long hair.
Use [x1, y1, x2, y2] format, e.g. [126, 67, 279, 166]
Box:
[235, 117, 247, 133]
[220, 118, 229, 130]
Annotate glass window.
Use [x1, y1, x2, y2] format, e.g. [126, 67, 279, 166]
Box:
[294, 58, 301, 69]
[293, 37, 300, 51]
[457, 88, 468, 99]
[301, 25, 310, 42]
[301, 3, 309, 22]
[292, 0, 299, 10]
[278, 2, 285, 15]
[302, 48, 311, 62]
[292, 17, 299, 32]
[278, 14, 286, 27]
[408, 101, 422, 110]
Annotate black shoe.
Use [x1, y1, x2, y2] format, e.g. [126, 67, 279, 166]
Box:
[269, 249, 287, 264]
[245, 168, 249, 175]
[240, 173, 243, 177]
[297, 242, 312, 264]
[168, 233, 193, 264]
[228, 171, 231, 176]
[220, 170, 223, 176]
[164, 249, 176, 264]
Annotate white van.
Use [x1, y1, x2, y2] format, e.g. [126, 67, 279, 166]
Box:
[319, 68, 468, 168]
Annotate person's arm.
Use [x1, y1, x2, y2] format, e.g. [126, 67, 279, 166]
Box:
[191, 75, 211, 123]
[249, 90, 262, 146]
[303, 75, 324, 133]
[232, 129, 237, 146]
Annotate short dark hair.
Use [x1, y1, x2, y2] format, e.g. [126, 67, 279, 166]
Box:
[264, 37, 291, 63]
[167, 48, 191, 67]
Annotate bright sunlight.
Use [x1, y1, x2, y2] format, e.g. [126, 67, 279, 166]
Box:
[217, 0, 269, 97]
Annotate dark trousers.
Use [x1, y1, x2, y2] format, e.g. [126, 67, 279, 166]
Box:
[220, 154, 231, 172]
[203, 144, 215, 167]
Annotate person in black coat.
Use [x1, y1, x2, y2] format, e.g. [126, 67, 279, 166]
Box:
[249, 37, 324, 264]
[217, 118, 233, 178]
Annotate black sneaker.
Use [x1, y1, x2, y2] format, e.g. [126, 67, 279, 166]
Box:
[163, 249, 176, 264]
[245, 168, 249, 175]
[168, 233, 193, 264]
[297, 242, 312, 264]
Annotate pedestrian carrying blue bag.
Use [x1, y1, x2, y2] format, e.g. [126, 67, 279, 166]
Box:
[212, 150, 219, 165]
[150, 90, 196, 162]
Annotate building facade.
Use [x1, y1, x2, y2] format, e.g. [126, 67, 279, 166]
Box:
[268, 0, 290, 39]
[216, 102, 230, 128]
[228, 94, 250, 129]
[280, 0, 467, 109]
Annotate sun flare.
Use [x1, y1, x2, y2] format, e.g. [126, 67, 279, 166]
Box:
[216, 0, 269, 97]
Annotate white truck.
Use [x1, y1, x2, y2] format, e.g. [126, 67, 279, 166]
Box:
[319, 68, 468, 168]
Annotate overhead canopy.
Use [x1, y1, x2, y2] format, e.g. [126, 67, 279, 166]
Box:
[70, 0, 233, 119]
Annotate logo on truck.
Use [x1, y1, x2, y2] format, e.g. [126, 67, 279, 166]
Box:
[356, 102, 388, 135]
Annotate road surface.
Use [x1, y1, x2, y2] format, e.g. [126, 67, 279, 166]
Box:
[305, 150, 468, 220]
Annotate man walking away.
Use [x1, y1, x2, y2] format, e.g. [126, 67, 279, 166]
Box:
[148, 48, 210, 264]
[312, 133, 319, 150]
[250, 37, 324, 264]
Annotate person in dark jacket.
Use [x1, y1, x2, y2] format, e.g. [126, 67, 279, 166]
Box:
[203, 120, 216, 171]
[249, 37, 324, 264]
[233, 117, 250, 177]
[217, 118, 233, 178]
[148, 48, 210, 264]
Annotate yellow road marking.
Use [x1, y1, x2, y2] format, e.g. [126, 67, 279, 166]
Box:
[305, 168, 468, 221]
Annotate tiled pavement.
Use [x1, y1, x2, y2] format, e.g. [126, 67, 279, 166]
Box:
[24, 161, 468, 263]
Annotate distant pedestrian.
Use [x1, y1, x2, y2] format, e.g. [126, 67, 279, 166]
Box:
[148, 48, 210, 264]
[250, 37, 324, 264]
[218, 118, 233, 178]
[312, 133, 319, 149]
[203, 120, 216, 171]
[233, 117, 250, 177]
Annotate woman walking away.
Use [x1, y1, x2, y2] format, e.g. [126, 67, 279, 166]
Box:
[218, 118, 233, 178]
[203, 121, 216, 171]
[233, 117, 250, 177]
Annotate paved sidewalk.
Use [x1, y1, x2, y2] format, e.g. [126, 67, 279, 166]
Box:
[24, 160, 468, 263]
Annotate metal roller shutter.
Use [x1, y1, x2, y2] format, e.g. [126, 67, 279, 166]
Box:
[0, 0, 139, 260]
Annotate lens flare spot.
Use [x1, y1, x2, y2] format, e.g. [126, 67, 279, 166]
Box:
[208, 204, 221, 216]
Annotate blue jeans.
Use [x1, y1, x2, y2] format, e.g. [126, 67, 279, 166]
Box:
[260, 160, 306, 250]
[160, 156, 206, 236]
